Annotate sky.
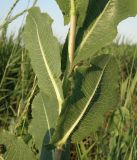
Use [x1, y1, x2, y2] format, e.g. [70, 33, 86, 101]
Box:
[0, 0, 137, 44]
[0, 0, 69, 43]
[115, 16, 137, 45]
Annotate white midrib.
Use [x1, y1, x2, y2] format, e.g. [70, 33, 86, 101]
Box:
[41, 95, 55, 159]
[79, 0, 111, 51]
[41, 95, 51, 138]
[56, 59, 110, 148]
[32, 17, 63, 114]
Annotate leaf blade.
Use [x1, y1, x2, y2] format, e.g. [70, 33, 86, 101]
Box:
[0, 131, 36, 160]
[23, 7, 64, 113]
[56, 0, 89, 26]
[72, 55, 119, 141]
[74, 0, 137, 64]
[50, 54, 119, 148]
[29, 92, 58, 159]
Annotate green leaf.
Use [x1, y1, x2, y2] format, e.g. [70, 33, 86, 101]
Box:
[75, 0, 109, 50]
[76, 0, 89, 27]
[0, 130, 36, 160]
[74, 0, 137, 64]
[72, 55, 119, 142]
[56, 0, 89, 26]
[29, 92, 58, 159]
[56, 0, 70, 24]
[50, 54, 119, 148]
[23, 7, 64, 113]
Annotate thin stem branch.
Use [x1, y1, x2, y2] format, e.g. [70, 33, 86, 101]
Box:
[0, 0, 38, 31]
[5, 0, 20, 20]
[0, 9, 27, 30]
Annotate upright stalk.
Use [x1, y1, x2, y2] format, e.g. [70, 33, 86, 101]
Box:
[68, 0, 77, 70]
[55, 2, 77, 159]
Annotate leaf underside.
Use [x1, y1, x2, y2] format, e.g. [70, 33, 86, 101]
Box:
[23, 7, 64, 113]
[0, 131, 36, 160]
[29, 92, 58, 159]
[50, 54, 119, 148]
[74, 0, 137, 64]
[23, 7, 64, 159]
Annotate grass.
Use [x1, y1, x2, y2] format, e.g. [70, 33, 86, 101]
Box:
[0, 32, 37, 135]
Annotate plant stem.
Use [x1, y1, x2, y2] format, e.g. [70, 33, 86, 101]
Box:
[68, 0, 77, 70]
[55, 149, 62, 160]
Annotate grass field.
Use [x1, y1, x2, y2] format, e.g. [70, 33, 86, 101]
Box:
[0, 32, 37, 132]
